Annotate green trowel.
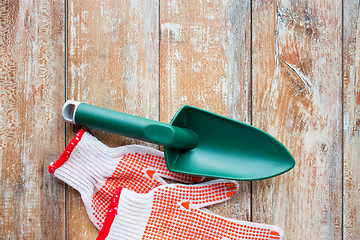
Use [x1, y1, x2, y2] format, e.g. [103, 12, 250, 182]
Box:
[62, 100, 295, 180]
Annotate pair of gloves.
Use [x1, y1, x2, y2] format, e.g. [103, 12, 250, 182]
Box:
[49, 129, 283, 240]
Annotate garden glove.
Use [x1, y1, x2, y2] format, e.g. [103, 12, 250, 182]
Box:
[97, 180, 283, 240]
[49, 129, 204, 230]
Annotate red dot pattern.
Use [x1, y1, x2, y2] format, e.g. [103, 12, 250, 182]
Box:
[142, 183, 280, 240]
[91, 152, 198, 229]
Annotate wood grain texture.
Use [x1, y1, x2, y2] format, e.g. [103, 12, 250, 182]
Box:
[252, 0, 342, 239]
[160, 0, 252, 220]
[343, 1, 360, 239]
[0, 0, 65, 239]
[67, 0, 159, 238]
[2, 0, 360, 239]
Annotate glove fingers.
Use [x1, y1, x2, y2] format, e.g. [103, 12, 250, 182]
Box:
[160, 179, 238, 209]
[151, 181, 282, 239]
[116, 145, 204, 184]
[158, 170, 205, 183]
[145, 166, 205, 184]
[136, 147, 205, 183]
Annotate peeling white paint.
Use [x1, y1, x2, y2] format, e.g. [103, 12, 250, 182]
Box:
[180, 96, 188, 103]
[80, 11, 88, 33]
[161, 23, 184, 42]
[192, 61, 202, 72]
[70, 2, 77, 56]
[168, 0, 180, 14]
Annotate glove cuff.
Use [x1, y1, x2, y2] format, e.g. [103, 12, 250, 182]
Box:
[98, 187, 153, 240]
[48, 129, 119, 196]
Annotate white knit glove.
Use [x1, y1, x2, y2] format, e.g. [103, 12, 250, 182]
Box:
[49, 129, 204, 230]
[97, 180, 284, 240]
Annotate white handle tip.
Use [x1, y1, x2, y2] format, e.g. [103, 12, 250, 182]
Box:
[62, 100, 82, 124]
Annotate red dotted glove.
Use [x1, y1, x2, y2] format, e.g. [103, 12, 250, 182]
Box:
[97, 180, 283, 240]
[49, 129, 204, 229]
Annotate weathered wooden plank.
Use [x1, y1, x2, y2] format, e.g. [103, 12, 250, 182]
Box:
[251, 0, 342, 239]
[160, 0, 251, 220]
[0, 0, 65, 239]
[343, 1, 360, 239]
[67, 0, 159, 238]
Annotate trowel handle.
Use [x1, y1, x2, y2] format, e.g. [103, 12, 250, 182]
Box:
[62, 100, 198, 150]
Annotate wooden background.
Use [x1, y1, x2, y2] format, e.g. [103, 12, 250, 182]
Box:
[0, 0, 358, 239]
